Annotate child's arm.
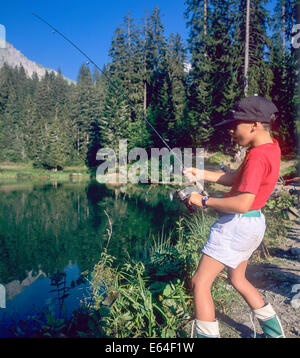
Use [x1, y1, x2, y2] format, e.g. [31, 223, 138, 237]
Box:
[205, 170, 238, 187]
[183, 168, 238, 187]
[188, 192, 255, 214]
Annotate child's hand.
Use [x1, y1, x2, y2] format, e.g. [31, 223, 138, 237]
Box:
[183, 168, 203, 183]
[187, 192, 203, 209]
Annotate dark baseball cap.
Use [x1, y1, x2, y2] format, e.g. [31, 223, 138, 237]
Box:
[216, 96, 279, 127]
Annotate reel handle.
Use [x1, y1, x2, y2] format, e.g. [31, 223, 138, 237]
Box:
[176, 188, 195, 213]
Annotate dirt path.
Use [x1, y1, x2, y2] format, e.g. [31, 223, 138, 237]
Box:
[217, 215, 300, 338]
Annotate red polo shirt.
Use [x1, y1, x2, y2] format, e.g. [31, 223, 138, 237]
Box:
[223, 138, 281, 210]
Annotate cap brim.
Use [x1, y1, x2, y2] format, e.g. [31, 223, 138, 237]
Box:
[215, 118, 237, 127]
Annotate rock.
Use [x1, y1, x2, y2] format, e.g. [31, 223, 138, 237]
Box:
[291, 297, 300, 309]
[289, 247, 300, 256]
[287, 207, 300, 220]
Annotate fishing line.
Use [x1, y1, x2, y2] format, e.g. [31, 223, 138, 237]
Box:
[31, 13, 183, 168]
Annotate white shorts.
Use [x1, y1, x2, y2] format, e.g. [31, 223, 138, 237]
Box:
[202, 212, 266, 269]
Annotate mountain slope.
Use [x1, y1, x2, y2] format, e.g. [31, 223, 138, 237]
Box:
[0, 41, 74, 83]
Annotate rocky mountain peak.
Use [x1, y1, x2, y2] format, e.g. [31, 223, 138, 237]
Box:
[0, 41, 73, 83]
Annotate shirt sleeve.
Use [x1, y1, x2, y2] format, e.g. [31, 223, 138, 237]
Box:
[235, 153, 266, 195]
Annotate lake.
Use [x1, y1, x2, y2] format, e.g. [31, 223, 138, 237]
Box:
[0, 179, 184, 337]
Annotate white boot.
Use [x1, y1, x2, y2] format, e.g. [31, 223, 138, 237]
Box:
[251, 303, 285, 338]
[191, 319, 220, 338]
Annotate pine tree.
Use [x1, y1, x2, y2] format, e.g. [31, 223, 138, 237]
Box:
[269, 0, 297, 154]
[164, 33, 189, 147]
[23, 94, 39, 160]
[99, 77, 131, 152]
[0, 65, 31, 161]
[87, 66, 107, 168]
[185, 0, 224, 147]
[0, 88, 19, 160]
[0, 64, 75, 166]
[31, 72, 57, 167]
[208, 0, 244, 148]
[43, 115, 72, 170]
[0, 64, 15, 116]
[234, 0, 273, 96]
[70, 64, 100, 162]
[144, 7, 172, 148]
[99, 15, 150, 152]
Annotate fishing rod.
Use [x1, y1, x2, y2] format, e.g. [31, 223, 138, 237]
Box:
[31, 13, 182, 165]
[31, 13, 208, 208]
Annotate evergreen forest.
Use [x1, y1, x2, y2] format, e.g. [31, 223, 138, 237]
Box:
[0, 0, 298, 171]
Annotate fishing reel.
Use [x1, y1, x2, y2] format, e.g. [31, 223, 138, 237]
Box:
[176, 187, 191, 204]
[176, 188, 195, 213]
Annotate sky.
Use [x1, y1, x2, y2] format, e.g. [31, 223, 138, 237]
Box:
[1, 0, 276, 82]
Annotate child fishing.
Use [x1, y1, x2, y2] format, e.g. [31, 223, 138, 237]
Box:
[183, 96, 285, 338]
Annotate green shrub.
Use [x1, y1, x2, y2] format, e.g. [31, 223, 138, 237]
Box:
[91, 253, 191, 338]
[206, 151, 232, 166]
[88, 211, 228, 338]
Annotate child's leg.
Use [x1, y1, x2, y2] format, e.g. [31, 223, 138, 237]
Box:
[228, 260, 285, 338]
[228, 260, 265, 310]
[191, 254, 225, 321]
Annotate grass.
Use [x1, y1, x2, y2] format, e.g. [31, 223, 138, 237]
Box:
[83, 211, 239, 338]
[0, 161, 90, 182]
[205, 151, 233, 166]
[279, 159, 298, 178]
[262, 191, 298, 250]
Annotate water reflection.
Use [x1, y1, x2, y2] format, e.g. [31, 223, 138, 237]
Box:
[0, 264, 90, 337]
[0, 180, 182, 335]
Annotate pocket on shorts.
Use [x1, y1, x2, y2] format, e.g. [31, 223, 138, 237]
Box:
[211, 214, 237, 233]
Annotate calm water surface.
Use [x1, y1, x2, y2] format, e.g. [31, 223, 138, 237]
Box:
[0, 180, 183, 336]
